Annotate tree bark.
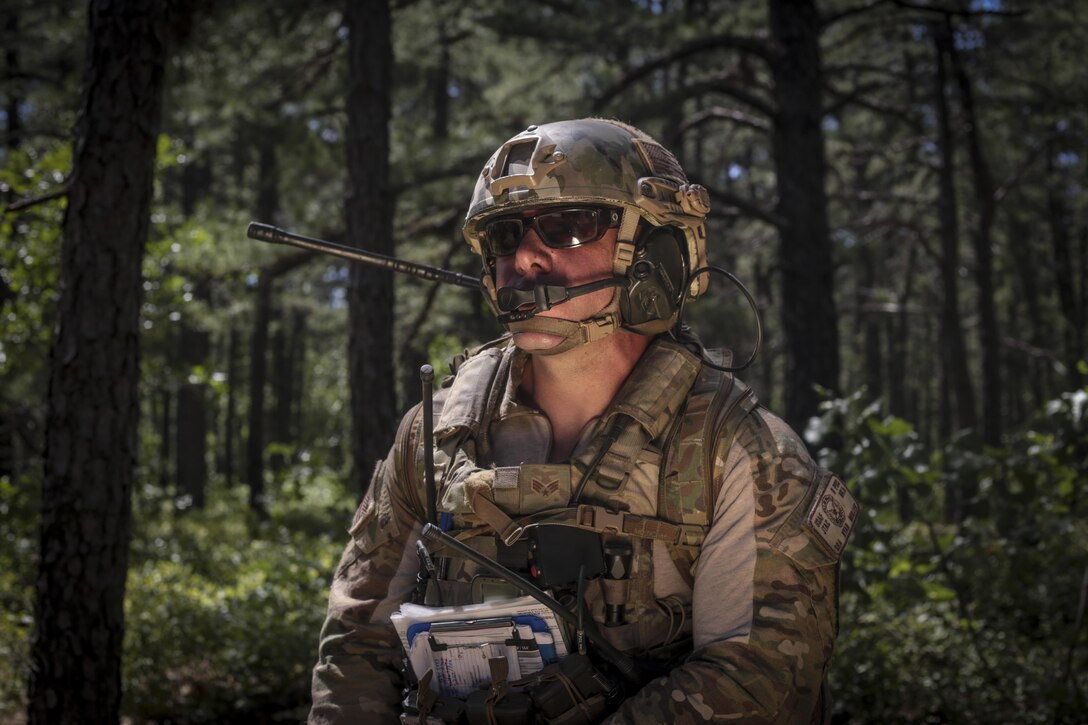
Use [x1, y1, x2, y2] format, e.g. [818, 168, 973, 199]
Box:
[224, 326, 240, 487]
[247, 279, 271, 517]
[246, 252, 316, 513]
[345, 0, 396, 497]
[768, 0, 840, 430]
[175, 305, 209, 509]
[5, 10, 22, 150]
[947, 19, 1002, 446]
[887, 242, 917, 420]
[27, 1, 171, 721]
[158, 388, 172, 490]
[1007, 214, 1048, 409]
[290, 308, 306, 448]
[932, 23, 977, 438]
[271, 309, 291, 471]
[860, 245, 883, 403]
[1047, 147, 1085, 390]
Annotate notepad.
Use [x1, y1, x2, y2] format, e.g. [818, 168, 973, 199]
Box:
[391, 596, 569, 696]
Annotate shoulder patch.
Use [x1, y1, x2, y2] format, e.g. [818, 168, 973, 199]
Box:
[348, 467, 401, 556]
[804, 473, 858, 558]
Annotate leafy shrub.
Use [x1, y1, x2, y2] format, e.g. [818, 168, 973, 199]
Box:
[0, 474, 37, 720]
[812, 388, 1088, 723]
[122, 472, 350, 722]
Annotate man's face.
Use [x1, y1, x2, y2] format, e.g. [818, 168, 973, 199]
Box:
[494, 213, 618, 352]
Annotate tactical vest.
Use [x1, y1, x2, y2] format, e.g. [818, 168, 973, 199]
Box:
[399, 337, 758, 661]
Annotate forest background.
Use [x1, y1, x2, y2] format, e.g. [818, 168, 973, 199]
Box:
[1, 0, 1086, 722]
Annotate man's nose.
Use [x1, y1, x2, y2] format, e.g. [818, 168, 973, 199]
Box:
[513, 227, 552, 277]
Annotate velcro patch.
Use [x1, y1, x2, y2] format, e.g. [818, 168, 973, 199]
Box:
[805, 474, 858, 558]
[493, 467, 519, 490]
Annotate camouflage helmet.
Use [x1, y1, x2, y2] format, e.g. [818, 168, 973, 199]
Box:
[462, 118, 711, 313]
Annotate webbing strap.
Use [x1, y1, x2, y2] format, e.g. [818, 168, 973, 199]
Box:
[466, 488, 524, 546]
[587, 341, 701, 492]
[594, 419, 651, 491]
[511, 504, 706, 548]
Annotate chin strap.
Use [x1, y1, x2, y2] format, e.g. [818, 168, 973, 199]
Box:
[504, 290, 624, 355]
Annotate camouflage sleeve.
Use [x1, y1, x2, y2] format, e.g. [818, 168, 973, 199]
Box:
[308, 405, 428, 724]
[603, 409, 847, 724]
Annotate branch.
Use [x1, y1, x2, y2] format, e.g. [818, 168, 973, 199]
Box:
[822, 82, 919, 131]
[396, 207, 463, 240]
[677, 105, 770, 135]
[1059, 563, 1088, 711]
[398, 231, 464, 364]
[824, 62, 914, 84]
[1000, 336, 1061, 363]
[820, 0, 893, 28]
[3, 184, 70, 214]
[257, 249, 319, 279]
[889, 0, 1027, 18]
[392, 149, 491, 195]
[699, 183, 784, 229]
[828, 189, 933, 206]
[993, 135, 1050, 204]
[923, 519, 1019, 711]
[593, 33, 771, 111]
[823, 80, 895, 118]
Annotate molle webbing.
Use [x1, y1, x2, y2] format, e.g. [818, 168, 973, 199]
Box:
[517, 504, 706, 547]
[582, 342, 700, 492]
[660, 350, 759, 586]
[464, 467, 706, 548]
[433, 342, 512, 464]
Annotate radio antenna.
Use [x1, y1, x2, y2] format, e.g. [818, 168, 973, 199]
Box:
[247, 222, 482, 290]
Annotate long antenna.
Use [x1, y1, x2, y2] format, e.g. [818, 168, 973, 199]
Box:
[246, 222, 482, 290]
[419, 364, 438, 526]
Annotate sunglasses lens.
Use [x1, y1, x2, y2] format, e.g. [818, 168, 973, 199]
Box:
[482, 208, 614, 256]
[536, 209, 601, 248]
[483, 219, 523, 257]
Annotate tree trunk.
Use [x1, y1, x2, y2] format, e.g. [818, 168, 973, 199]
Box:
[1047, 148, 1085, 390]
[5, 10, 22, 149]
[175, 310, 209, 509]
[345, 0, 396, 497]
[158, 388, 172, 490]
[755, 257, 775, 407]
[247, 279, 271, 517]
[431, 26, 450, 141]
[290, 308, 307, 448]
[887, 242, 916, 420]
[947, 19, 1002, 446]
[271, 309, 291, 471]
[1007, 214, 1048, 409]
[224, 326, 240, 487]
[27, 1, 170, 721]
[767, 0, 840, 430]
[859, 246, 883, 403]
[932, 23, 977, 438]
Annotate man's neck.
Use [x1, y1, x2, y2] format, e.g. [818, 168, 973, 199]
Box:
[520, 332, 652, 461]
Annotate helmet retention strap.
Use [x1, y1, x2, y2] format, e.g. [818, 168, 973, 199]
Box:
[504, 291, 623, 355]
[612, 208, 641, 277]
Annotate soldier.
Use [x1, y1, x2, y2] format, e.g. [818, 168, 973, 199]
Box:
[310, 118, 856, 724]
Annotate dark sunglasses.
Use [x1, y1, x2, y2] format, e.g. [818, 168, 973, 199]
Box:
[482, 206, 621, 257]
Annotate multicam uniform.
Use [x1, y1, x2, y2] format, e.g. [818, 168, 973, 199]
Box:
[310, 336, 856, 724]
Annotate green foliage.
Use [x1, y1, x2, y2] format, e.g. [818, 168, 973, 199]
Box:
[809, 387, 1088, 723]
[0, 142, 69, 409]
[123, 472, 351, 721]
[0, 473, 37, 719]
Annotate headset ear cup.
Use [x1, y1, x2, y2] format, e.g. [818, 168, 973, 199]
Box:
[619, 226, 686, 335]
